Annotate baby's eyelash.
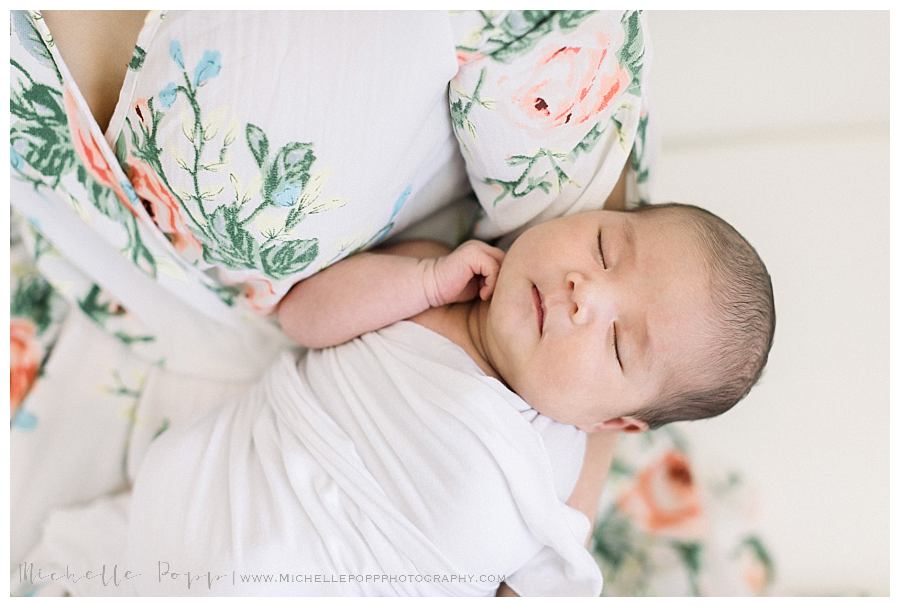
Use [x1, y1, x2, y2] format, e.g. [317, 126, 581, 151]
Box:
[613, 322, 622, 369]
[597, 230, 607, 269]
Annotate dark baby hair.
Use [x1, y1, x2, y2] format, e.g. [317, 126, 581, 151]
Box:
[623, 202, 776, 430]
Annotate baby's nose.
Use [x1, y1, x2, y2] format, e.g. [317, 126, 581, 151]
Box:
[566, 270, 614, 326]
[565, 271, 582, 294]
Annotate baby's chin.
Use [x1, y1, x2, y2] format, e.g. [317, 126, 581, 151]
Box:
[524, 394, 591, 429]
[528, 390, 623, 431]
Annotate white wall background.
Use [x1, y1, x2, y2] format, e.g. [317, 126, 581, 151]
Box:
[644, 11, 889, 596]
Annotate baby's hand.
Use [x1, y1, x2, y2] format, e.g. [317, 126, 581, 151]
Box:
[421, 240, 505, 307]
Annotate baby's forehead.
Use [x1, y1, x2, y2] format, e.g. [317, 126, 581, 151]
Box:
[645, 279, 719, 388]
[646, 335, 716, 405]
[632, 206, 703, 239]
[646, 210, 715, 272]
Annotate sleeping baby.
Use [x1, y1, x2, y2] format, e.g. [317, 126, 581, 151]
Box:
[122, 202, 775, 597]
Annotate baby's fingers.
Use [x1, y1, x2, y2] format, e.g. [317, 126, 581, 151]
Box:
[457, 239, 506, 264]
[477, 255, 503, 300]
[470, 240, 506, 265]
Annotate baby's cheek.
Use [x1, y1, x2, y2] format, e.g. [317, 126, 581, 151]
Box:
[510, 367, 561, 414]
[526, 357, 596, 423]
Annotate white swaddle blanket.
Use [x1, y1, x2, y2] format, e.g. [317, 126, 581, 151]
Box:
[124, 320, 600, 596]
[20, 320, 599, 596]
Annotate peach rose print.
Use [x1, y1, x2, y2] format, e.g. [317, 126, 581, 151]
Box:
[126, 157, 203, 260]
[734, 538, 773, 595]
[456, 49, 485, 69]
[133, 97, 152, 128]
[242, 277, 278, 315]
[616, 450, 709, 541]
[10, 317, 43, 415]
[498, 19, 630, 139]
[740, 548, 768, 595]
[61, 86, 141, 217]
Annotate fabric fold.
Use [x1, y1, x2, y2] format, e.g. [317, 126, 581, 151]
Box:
[121, 321, 601, 596]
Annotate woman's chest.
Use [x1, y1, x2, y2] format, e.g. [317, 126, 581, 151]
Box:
[15, 11, 470, 314]
[41, 10, 149, 135]
[123, 12, 465, 301]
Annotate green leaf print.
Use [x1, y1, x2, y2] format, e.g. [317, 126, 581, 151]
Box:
[618, 11, 645, 96]
[11, 11, 59, 77]
[671, 541, 703, 596]
[500, 10, 552, 38]
[732, 535, 775, 586]
[10, 63, 76, 185]
[450, 68, 490, 139]
[630, 113, 650, 186]
[78, 284, 125, 323]
[78, 284, 156, 346]
[9, 68, 64, 122]
[245, 123, 269, 168]
[555, 10, 595, 30]
[128, 45, 147, 71]
[110, 40, 348, 288]
[11, 59, 155, 278]
[592, 508, 631, 570]
[260, 238, 318, 280]
[455, 11, 553, 63]
[490, 11, 594, 63]
[114, 130, 129, 164]
[151, 417, 170, 441]
[205, 204, 259, 269]
[568, 120, 607, 161]
[485, 148, 570, 206]
[78, 165, 124, 221]
[263, 142, 315, 208]
[490, 15, 553, 63]
[103, 369, 146, 399]
[73, 164, 158, 275]
[10, 274, 55, 334]
[113, 332, 156, 346]
[592, 506, 653, 593]
[609, 456, 635, 478]
[207, 283, 243, 306]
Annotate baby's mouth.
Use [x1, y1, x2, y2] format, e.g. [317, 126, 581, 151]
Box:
[532, 284, 544, 335]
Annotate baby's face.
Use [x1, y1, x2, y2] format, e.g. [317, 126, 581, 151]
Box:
[484, 209, 716, 432]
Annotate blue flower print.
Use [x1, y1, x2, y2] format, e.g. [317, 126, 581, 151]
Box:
[169, 39, 185, 69]
[273, 183, 300, 207]
[368, 185, 412, 247]
[11, 408, 37, 431]
[159, 82, 177, 108]
[121, 180, 140, 206]
[10, 145, 23, 170]
[390, 185, 412, 220]
[193, 50, 222, 88]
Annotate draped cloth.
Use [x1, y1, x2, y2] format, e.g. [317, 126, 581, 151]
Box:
[22, 322, 601, 596]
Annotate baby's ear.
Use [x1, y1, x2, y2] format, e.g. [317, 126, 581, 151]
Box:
[591, 417, 649, 434]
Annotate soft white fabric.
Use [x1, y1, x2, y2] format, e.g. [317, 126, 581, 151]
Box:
[114, 321, 598, 596]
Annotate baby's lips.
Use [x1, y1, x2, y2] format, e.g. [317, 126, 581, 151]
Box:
[532, 284, 545, 334]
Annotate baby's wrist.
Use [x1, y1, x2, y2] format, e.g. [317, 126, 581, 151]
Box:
[419, 257, 444, 308]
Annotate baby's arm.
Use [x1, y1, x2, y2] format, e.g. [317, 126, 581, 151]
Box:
[277, 239, 504, 349]
[566, 431, 620, 538]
